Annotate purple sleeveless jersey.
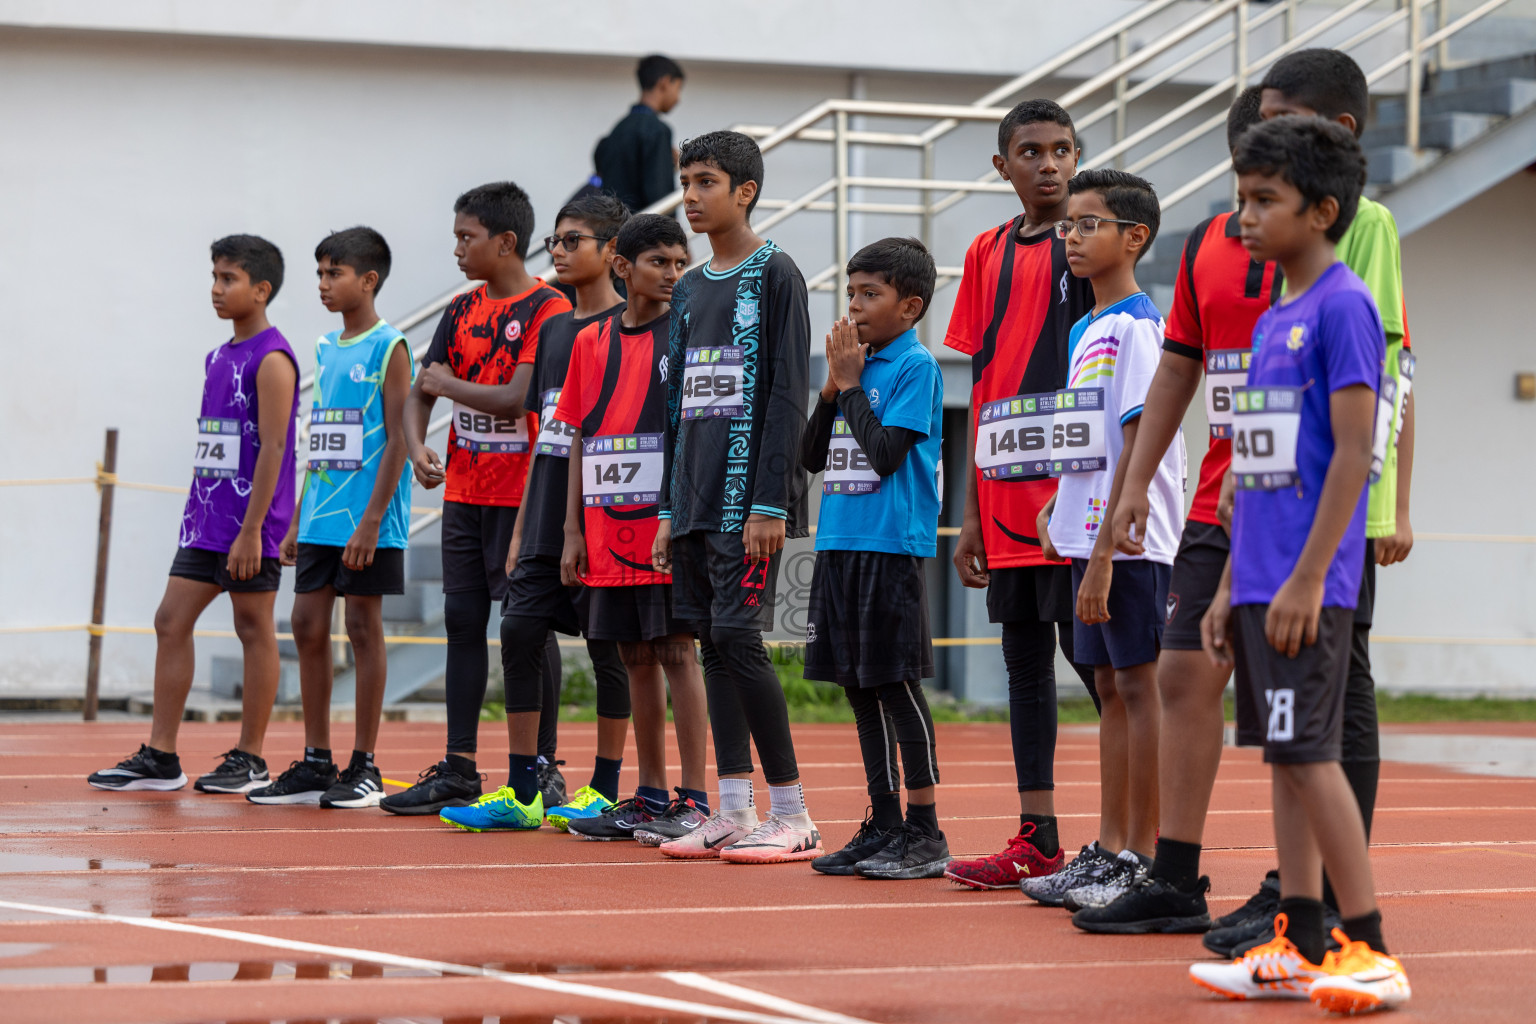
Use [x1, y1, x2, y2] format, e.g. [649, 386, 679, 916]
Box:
[179, 326, 299, 557]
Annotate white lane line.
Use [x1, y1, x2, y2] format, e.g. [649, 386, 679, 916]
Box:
[662, 971, 875, 1024]
[0, 899, 852, 1024]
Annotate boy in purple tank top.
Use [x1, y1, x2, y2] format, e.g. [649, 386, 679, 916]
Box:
[88, 235, 300, 797]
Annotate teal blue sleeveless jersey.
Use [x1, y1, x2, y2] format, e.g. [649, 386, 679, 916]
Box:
[297, 321, 414, 548]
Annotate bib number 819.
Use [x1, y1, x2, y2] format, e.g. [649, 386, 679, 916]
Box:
[309, 432, 348, 452]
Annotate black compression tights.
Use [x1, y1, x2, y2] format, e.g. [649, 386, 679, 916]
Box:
[445, 590, 493, 755]
[847, 680, 939, 794]
[502, 617, 633, 737]
[699, 626, 799, 784]
[1001, 619, 1096, 792]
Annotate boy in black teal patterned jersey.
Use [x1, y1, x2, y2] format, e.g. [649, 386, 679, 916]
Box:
[652, 130, 821, 863]
[800, 238, 949, 880]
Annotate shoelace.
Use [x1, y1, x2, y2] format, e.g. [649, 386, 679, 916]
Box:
[743, 817, 790, 842]
[335, 763, 373, 789]
[114, 745, 157, 771]
[537, 759, 566, 785]
[1323, 932, 1394, 976]
[1240, 913, 1309, 968]
[604, 797, 645, 818]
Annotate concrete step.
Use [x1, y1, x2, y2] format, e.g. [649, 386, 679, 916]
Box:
[1430, 52, 1536, 92]
[1365, 145, 1441, 186]
[1379, 79, 1536, 121]
[408, 543, 443, 582]
[1360, 111, 1498, 151]
[382, 581, 446, 625]
[210, 655, 301, 704]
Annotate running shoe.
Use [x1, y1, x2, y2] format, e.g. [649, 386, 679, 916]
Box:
[439, 787, 544, 832]
[379, 760, 483, 816]
[546, 786, 613, 832]
[811, 809, 900, 876]
[1063, 849, 1148, 911]
[1231, 906, 1343, 958]
[537, 758, 567, 808]
[1203, 870, 1281, 956]
[246, 760, 336, 805]
[320, 762, 384, 809]
[943, 822, 1064, 890]
[567, 796, 653, 841]
[194, 748, 269, 794]
[1020, 841, 1113, 906]
[1309, 930, 1411, 1015]
[1072, 873, 1212, 934]
[1189, 913, 1327, 1001]
[659, 808, 758, 859]
[854, 824, 951, 880]
[88, 745, 187, 792]
[633, 789, 710, 847]
[719, 814, 824, 864]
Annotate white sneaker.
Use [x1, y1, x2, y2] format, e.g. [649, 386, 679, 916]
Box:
[659, 807, 757, 859]
[1190, 913, 1327, 1000]
[719, 813, 823, 864]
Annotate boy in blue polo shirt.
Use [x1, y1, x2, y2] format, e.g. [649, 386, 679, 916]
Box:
[799, 237, 948, 880]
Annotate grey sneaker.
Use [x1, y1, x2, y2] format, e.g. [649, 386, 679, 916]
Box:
[633, 790, 710, 846]
[1020, 842, 1113, 906]
[1063, 849, 1148, 911]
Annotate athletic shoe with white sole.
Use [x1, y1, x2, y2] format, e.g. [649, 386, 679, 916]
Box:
[633, 790, 710, 846]
[720, 814, 823, 864]
[567, 796, 653, 841]
[1189, 913, 1327, 1001]
[246, 760, 336, 805]
[943, 822, 1064, 890]
[1309, 931, 1411, 1015]
[659, 808, 758, 859]
[87, 745, 188, 792]
[1063, 849, 1148, 911]
[853, 825, 951, 880]
[439, 787, 543, 832]
[319, 762, 384, 809]
[546, 786, 613, 832]
[194, 748, 269, 794]
[1020, 841, 1113, 906]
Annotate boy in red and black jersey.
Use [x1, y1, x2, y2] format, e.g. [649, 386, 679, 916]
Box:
[941, 99, 1098, 890]
[384, 181, 572, 816]
[556, 215, 712, 842]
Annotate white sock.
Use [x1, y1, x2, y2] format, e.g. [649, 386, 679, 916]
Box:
[719, 777, 754, 812]
[768, 782, 806, 818]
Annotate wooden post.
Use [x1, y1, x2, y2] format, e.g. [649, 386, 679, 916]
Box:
[84, 428, 118, 721]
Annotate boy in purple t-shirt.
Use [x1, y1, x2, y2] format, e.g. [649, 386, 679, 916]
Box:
[1189, 117, 1409, 1014]
[88, 235, 299, 797]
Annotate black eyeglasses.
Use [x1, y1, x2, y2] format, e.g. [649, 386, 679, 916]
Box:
[543, 231, 609, 254]
[1053, 217, 1142, 239]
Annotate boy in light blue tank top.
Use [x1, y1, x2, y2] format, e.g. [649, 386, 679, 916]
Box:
[251, 228, 415, 809]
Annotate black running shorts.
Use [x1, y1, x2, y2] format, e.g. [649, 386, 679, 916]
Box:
[669, 530, 781, 632]
[804, 549, 934, 687]
[169, 546, 282, 593]
[501, 555, 587, 636]
[1232, 603, 1354, 764]
[1163, 520, 1230, 651]
[986, 564, 1074, 624]
[294, 543, 405, 596]
[586, 583, 689, 642]
[440, 500, 519, 598]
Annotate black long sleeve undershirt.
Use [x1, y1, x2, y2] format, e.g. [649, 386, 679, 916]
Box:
[799, 388, 920, 477]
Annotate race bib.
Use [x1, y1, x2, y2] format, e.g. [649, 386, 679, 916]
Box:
[1393, 349, 1415, 448]
[583, 432, 665, 506]
[308, 408, 363, 471]
[823, 417, 880, 495]
[1050, 388, 1108, 475]
[453, 401, 529, 454]
[1204, 348, 1251, 439]
[974, 392, 1054, 480]
[535, 389, 577, 457]
[1231, 386, 1302, 490]
[680, 346, 745, 419]
[192, 417, 240, 479]
[1369, 373, 1398, 484]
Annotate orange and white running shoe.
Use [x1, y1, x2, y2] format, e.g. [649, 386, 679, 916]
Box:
[658, 808, 757, 860]
[1309, 929, 1411, 1015]
[1189, 913, 1328, 1000]
[719, 814, 823, 864]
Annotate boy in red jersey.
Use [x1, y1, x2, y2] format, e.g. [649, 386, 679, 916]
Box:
[942, 99, 1098, 890]
[383, 182, 573, 816]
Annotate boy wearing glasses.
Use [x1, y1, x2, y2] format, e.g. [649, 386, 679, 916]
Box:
[1033, 170, 1185, 916]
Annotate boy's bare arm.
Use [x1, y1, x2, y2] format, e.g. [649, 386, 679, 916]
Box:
[1113, 351, 1201, 554]
[343, 344, 413, 571]
[1077, 415, 1141, 624]
[952, 408, 989, 588]
[560, 426, 588, 586]
[229, 351, 297, 580]
[1378, 389, 1414, 566]
[420, 361, 533, 420]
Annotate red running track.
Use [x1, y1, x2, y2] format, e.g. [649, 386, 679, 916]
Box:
[0, 719, 1532, 1023]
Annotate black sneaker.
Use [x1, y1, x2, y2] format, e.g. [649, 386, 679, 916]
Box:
[537, 758, 567, 808]
[194, 748, 269, 794]
[854, 824, 952, 880]
[1202, 871, 1281, 956]
[320, 762, 383, 809]
[1228, 906, 1343, 959]
[633, 789, 711, 847]
[246, 760, 336, 805]
[810, 810, 900, 876]
[88, 745, 187, 792]
[1071, 874, 1212, 934]
[567, 796, 654, 841]
[379, 760, 484, 816]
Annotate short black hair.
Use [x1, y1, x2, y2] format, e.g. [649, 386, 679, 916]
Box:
[846, 237, 937, 324]
[454, 181, 535, 259]
[638, 54, 684, 91]
[678, 130, 765, 216]
[210, 234, 284, 300]
[555, 192, 631, 242]
[615, 213, 689, 263]
[315, 226, 392, 294]
[1233, 115, 1367, 242]
[1067, 168, 1160, 260]
[1260, 49, 1370, 138]
[997, 98, 1077, 157]
[1227, 86, 1266, 153]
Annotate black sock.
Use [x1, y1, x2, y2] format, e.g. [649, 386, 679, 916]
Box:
[1278, 896, 1328, 965]
[1341, 909, 1386, 953]
[906, 801, 940, 839]
[1021, 813, 1059, 858]
[871, 792, 902, 831]
[304, 746, 332, 766]
[508, 753, 539, 804]
[589, 756, 622, 803]
[146, 746, 179, 767]
[1151, 837, 1203, 890]
[1342, 759, 1380, 839]
[349, 750, 374, 771]
[445, 753, 476, 778]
